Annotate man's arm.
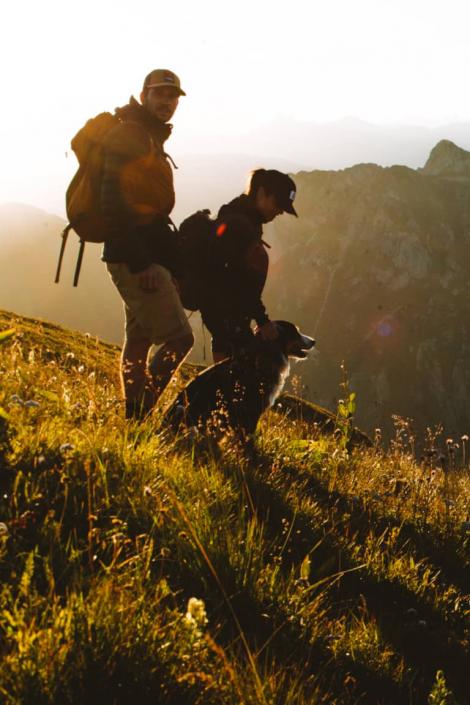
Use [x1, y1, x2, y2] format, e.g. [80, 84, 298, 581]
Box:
[100, 122, 155, 276]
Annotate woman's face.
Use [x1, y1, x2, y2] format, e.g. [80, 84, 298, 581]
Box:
[255, 187, 283, 222]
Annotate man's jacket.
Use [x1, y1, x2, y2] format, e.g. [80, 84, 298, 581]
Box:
[101, 97, 178, 273]
[202, 194, 270, 326]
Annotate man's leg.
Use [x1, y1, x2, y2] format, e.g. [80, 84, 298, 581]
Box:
[200, 310, 231, 364]
[148, 332, 194, 401]
[121, 336, 155, 420]
[107, 262, 194, 416]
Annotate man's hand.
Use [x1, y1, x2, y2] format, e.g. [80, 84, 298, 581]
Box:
[138, 264, 160, 292]
[257, 320, 278, 341]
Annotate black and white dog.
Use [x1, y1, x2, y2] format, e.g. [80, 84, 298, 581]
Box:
[165, 321, 315, 437]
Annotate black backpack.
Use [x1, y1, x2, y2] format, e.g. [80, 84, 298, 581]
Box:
[176, 209, 216, 311]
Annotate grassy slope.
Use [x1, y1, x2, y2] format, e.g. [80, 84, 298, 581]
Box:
[0, 309, 469, 705]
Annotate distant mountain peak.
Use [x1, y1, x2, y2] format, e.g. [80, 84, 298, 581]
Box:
[422, 139, 470, 177]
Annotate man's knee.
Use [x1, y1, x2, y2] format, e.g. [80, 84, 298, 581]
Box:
[122, 336, 151, 363]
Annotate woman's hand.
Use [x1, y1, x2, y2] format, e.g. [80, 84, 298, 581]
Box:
[257, 320, 278, 341]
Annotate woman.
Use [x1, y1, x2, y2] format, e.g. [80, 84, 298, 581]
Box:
[200, 168, 298, 362]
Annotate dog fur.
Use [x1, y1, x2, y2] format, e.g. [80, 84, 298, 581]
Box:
[165, 321, 315, 437]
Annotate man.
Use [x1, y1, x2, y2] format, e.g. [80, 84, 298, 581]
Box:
[101, 69, 194, 420]
[200, 169, 298, 362]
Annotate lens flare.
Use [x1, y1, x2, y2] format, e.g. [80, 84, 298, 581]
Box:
[377, 321, 393, 337]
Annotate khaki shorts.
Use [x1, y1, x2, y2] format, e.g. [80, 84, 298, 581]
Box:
[107, 262, 192, 345]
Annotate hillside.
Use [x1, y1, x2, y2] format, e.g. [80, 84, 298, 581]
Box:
[265, 139, 470, 440]
[0, 309, 469, 705]
[0, 203, 123, 344]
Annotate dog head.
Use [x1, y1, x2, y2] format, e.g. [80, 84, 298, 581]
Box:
[258, 321, 315, 359]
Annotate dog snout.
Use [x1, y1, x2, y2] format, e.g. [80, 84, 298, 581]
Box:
[300, 334, 315, 350]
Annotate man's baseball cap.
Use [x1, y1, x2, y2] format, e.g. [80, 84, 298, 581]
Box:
[143, 69, 186, 96]
[264, 170, 298, 216]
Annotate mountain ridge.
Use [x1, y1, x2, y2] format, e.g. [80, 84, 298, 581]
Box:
[265, 140, 470, 439]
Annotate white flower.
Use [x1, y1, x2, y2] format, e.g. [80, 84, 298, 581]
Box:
[185, 597, 208, 629]
[60, 443, 75, 452]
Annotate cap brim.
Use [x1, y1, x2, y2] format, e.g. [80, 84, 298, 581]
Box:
[146, 83, 186, 96]
[283, 202, 298, 217]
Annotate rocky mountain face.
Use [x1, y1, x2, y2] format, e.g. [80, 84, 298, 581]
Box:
[264, 140, 470, 441]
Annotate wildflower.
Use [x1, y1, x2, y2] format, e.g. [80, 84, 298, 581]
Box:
[77, 365, 85, 373]
[60, 443, 75, 452]
[0, 522, 9, 537]
[185, 597, 208, 629]
[461, 435, 469, 442]
[187, 426, 200, 440]
[24, 400, 40, 408]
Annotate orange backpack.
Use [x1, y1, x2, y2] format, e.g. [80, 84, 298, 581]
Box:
[55, 112, 119, 286]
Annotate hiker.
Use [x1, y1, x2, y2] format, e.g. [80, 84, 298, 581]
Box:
[199, 169, 298, 363]
[101, 69, 194, 420]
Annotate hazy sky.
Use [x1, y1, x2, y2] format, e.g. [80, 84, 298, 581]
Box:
[1, 0, 469, 215]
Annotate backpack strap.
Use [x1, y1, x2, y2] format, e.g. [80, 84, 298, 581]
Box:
[54, 224, 85, 287]
[164, 151, 178, 169]
[73, 239, 86, 287]
[54, 224, 73, 284]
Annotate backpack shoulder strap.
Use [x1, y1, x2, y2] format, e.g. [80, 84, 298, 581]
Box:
[54, 224, 86, 287]
[102, 118, 153, 160]
[73, 240, 86, 287]
[54, 223, 73, 284]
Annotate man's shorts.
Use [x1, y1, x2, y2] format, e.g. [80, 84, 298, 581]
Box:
[107, 262, 192, 345]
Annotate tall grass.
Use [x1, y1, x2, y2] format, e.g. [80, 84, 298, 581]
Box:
[0, 310, 469, 704]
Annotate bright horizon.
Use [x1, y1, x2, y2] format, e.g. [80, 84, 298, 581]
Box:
[1, 0, 470, 217]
